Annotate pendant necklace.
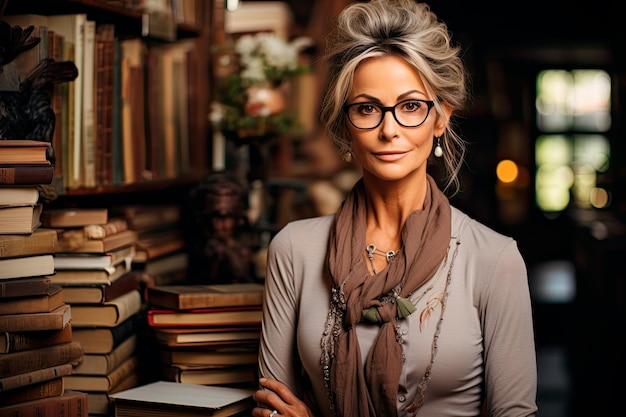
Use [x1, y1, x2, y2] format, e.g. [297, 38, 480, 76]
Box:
[366, 243, 399, 274]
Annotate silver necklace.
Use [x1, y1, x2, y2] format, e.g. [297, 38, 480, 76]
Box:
[365, 243, 399, 274]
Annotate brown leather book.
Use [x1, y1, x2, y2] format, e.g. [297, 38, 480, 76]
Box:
[0, 389, 88, 416]
[0, 285, 64, 315]
[0, 323, 73, 354]
[146, 282, 264, 311]
[61, 271, 139, 304]
[0, 276, 51, 298]
[0, 376, 64, 406]
[0, 164, 54, 185]
[0, 341, 83, 378]
[0, 303, 71, 332]
[0, 227, 58, 259]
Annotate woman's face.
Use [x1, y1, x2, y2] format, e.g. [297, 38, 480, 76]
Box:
[346, 55, 447, 183]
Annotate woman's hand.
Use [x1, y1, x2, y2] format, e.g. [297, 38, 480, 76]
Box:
[252, 377, 315, 417]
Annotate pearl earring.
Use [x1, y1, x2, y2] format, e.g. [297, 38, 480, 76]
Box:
[434, 136, 443, 158]
[345, 151, 353, 163]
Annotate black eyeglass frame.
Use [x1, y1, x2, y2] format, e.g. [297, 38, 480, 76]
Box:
[343, 99, 435, 130]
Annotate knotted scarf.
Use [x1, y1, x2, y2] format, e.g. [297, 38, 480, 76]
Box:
[322, 174, 451, 417]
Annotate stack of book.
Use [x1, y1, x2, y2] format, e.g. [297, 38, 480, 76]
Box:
[0, 140, 88, 415]
[41, 207, 142, 415]
[111, 204, 189, 289]
[144, 283, 264, 387]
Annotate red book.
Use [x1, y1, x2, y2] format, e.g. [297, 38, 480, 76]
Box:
[146, 305, 263, 328]
[0, 164, 54, 185]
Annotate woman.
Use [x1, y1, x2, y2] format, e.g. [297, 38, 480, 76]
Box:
[253, 1, 538, 416]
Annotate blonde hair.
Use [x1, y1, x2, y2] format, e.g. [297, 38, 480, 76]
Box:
[319, 0, 468, 194]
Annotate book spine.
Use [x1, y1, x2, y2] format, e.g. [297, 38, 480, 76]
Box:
[0, 363, 73, 391]
[0, 278, 51, 298]
[107, 355, 139, 390]
[0, 341, 83, 378]
[83, 217, 128, 239]
[0, 231, 58, 259]
[0, 376, 64, 406]
[0, 390, 88, 417]
[0, 307, 69, 332]
[2, 325, 73, 353]
[0, 165, 54, 185]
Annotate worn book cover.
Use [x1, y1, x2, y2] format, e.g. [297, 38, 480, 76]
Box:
[53, 244, 134, 270]
[72, 334, 137, 375]
[0, 376, 64, 406]
[56, 228, 137, 253]
[87, 371, 140, 415]
[0, 363, 73, 391]
[0, 227, 58, 259]
[50, 260, 130, 285]
[72, 315, 137, 354]
[0, 253, 54, 280]
[147, 282, 264, 310]
[0, 322, 73, 353]
[160, 364, 258, 387]
[0, 203, 43, 234]
[110, 380, 255, 417]
[61, 271, 139, 304]
[69, 289, 142, 327]
[0, 164, 54, 185]
[0, 303, 71, 332]
[151, 326, 260, 347]
[0, 186, 39, 207]
[63, 355, 138, 392]
[0, 285, 64, 315]
[0, 341, 83, 378]
[146, 305, 263, 328]
[42, 207, 108, 227]
[0, 140, 53, 165]
[0, 276, 51, 298]
[0, 389, 87, 417]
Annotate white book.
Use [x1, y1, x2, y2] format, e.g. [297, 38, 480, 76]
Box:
[0, 254, 55, 280]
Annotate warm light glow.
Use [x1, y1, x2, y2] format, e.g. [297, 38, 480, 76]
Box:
[226, 0, 239, 11]
[590, 187, 610, 209]
[496, 159, 519, 184]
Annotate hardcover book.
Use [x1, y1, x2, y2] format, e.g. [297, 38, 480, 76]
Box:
[0, 303, 71, 332]
[72, 334, 137, 375]
[0, 285, 64, 315]
[151, 326, 260, 347]
[69, 289, 142, 327]
[83, 217, 128, 239]
[0, 389, 88, 417]
[110, 381, 255, 417]
[71, 315, 137, 354]
[53, 244, 134, 271]
[56, 228, 137, 253]
[0, 323, 73, 353]
[0, 186, 39, 207]
[0, 376, 64, 406]
[146, 305, 263, 328]
[0, 140, 53, 165]
[0, 276, 51, 298]
[50, 260, 130, 285]
[0, 253, 55, 280]
[0, 363, 73, 391]
[87, 371, 140, 415]
[0, 228, 58, 259]
[60, 271, 139, 304]
[158, 345, 259, 366]
[42, 207, 108, 227]
[146, 282, 264, 310]
[63, 354, 138, 392]
[0, 341, 84, 378]
[161, 364, 258, 387]
[0, 203, 43, 234]
[0, 164, 54, 185]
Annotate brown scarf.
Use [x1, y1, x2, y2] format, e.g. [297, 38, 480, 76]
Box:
[323, 174, 451, 417]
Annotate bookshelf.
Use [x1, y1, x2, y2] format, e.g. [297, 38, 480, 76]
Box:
[2, 0, 214, 196]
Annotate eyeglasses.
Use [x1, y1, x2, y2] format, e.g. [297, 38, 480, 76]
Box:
[343, 99, 435, 130]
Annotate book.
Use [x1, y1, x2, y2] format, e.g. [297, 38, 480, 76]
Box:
[161, 364, 258, 386]
[0, 228, 58, 259]
[56, 228, 137, 253]
[0, 253, 55, 280]
[87, 371, 140, 415]
[0, 341, 83, 378]
[0, 140, 53, 165]
[72, 334, 137, 375]
[60, 271, 139, 304]
[69, 289, 142, 327]
[49, 260, 130, 285]
[146, 283, 264, 311]
[41, 207, 108, 228]
[0, 164, 54, 185]
[146, 306, 263, 328]
[0, 389, 88, 417]
[151, 326, 260, 347]
[0, 203, 43, 234]
[63, 354, 138, 392]
[0, 285, 64, 315]
[0, 186, 39, 207]
[0, 323, 73, 353]
[138, 251, 188, 276]
[133, 228, 186, 263]
[0, 276, 51, 299]
[0, 303, 71, 332]
[0, 376, 64, 406]
[0, 363, 73, 391]
[158, 345, 259, 366]
[110, 381, 255, 417]
[81, 19, 97, 188]
[53, 244, 134, 271]
[71, 315, 137, 354]
[112, 204, 181, 231]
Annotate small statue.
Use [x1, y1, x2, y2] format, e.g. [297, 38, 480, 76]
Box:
[189, 171, 257, 283]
